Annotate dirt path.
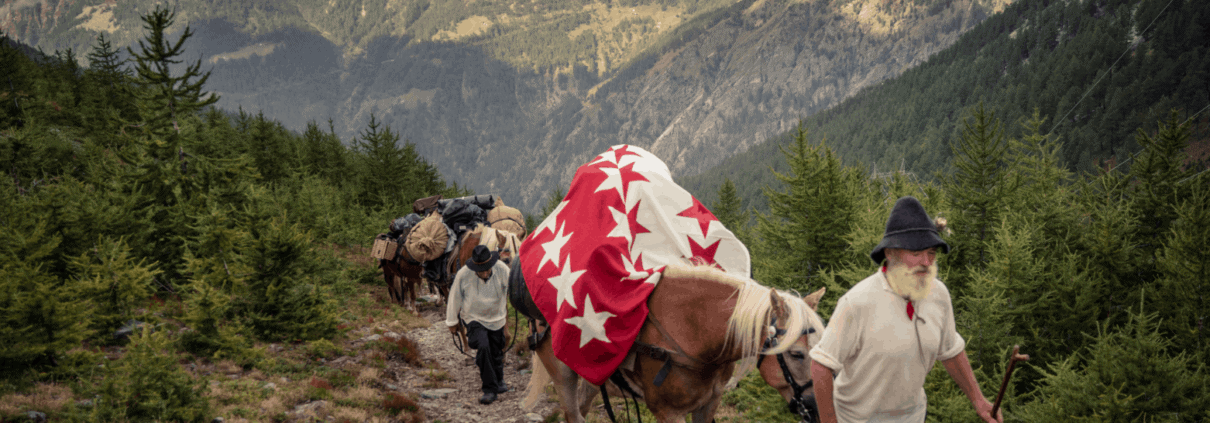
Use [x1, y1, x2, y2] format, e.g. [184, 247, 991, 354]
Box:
[386, 297, 557, 423]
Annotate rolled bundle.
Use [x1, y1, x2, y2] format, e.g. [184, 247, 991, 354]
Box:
[404, 212, 450, 263]
[488, 205, 527, 238]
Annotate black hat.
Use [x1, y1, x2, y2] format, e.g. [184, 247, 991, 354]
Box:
[869, 196, 950, 264]
[466, 245, 500, 272]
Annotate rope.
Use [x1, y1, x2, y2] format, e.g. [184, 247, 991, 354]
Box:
[1047, 0, 1177, 136]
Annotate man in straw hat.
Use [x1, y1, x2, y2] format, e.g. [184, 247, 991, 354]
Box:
[446, 245, 511, 405]
[809, 196, 1002, 423]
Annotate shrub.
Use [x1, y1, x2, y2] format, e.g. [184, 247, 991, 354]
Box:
[81, 327, 211, 422]
[69, 237, 159, 344]
[306, 338, 343, 360]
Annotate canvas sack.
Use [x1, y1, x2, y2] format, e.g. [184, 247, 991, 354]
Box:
[404, 212, 450, 263]
[488, 205, 527, 238]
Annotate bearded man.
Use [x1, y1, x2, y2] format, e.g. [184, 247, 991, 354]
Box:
[809, 196, 1002, 423]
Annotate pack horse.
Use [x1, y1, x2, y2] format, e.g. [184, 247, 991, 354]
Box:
[510, 144, 828, 423]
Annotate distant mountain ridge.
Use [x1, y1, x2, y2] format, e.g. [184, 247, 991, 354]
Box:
[3, 0, 1011, 213]
[679, 0, 1210, 214]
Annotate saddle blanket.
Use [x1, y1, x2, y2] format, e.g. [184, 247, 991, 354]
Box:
[519, 144, 750, 385]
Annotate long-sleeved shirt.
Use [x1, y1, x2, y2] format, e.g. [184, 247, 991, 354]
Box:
[809, 271, 965, 423]
[444, 260, 510, 331]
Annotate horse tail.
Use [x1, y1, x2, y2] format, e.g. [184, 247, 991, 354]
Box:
[521, 353, 550, 411]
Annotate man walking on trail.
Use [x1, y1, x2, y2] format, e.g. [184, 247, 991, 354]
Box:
[446, 245, 511, 405]
[809, 196, 1003, 423]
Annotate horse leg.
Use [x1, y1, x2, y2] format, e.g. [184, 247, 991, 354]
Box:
[536, 338, 588, 423]
[404, 276, 417, 313]
[689, 397, 723, 423]
[576, 381, 600, 419]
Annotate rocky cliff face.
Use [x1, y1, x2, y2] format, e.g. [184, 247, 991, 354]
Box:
[376, 0, 1002, 213]
[3, 0, 1009, 214]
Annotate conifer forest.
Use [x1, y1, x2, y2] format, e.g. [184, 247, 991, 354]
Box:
[2, 1, 1208, 422]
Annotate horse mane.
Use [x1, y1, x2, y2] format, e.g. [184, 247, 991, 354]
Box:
[470, 224, 501, 250]
[660, 265, 812, 362]
[726, 282, 811, 358]
[500, 232, 522, 255]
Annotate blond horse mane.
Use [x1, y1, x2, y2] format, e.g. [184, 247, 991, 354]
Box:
[470, 224, 501, 250]
[660, 265, 813, 362]
[500, 232, 522, 256]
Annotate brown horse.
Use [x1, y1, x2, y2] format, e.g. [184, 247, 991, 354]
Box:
[521, 264, 827, 423]
[378, 238, 434, 313]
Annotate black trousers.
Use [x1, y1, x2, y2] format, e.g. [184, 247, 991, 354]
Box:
[465, 321, 505, 394]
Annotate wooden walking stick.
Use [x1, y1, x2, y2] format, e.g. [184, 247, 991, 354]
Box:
[992, 345, 1030, 418]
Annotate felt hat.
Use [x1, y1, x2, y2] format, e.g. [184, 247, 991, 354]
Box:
[870, 196, 950, 264]
[466, 245, 500, 272]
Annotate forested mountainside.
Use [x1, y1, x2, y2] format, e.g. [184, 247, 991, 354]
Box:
[2, 0, 1011, 213]
[681, 0, 1210, 212]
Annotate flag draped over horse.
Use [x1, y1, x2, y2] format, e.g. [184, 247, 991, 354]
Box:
[519, 144, 750, 385]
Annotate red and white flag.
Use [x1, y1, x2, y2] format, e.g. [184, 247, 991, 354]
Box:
[519, 144, 750, 385]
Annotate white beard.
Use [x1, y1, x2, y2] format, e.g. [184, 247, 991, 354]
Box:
[886, 262, 937, 302]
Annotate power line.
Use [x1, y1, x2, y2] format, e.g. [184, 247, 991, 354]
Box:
[1047, 0, 1177, 136]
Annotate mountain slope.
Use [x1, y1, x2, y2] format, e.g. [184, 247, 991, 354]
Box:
[4, 0, 1011, 213]
[681, 0, 1210, 212]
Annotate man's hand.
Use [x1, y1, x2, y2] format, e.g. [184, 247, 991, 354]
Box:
[973, 397, 1003, 423]
[448, 324, 460, 334]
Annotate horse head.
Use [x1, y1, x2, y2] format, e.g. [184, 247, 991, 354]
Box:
[759, 287, 827, 422]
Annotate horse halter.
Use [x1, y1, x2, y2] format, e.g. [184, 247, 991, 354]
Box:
[759, 315, 818, 423]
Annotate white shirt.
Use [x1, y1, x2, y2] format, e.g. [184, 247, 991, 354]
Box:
[809, 271, 965, 423]
[444, 260, 510, 331]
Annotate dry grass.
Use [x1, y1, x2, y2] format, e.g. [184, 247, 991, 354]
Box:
[216, 359, 243, 375]
[257, 395, 288, 418]
[0, 383, 72, 416]
[331, 406, 370, 422]
[420, 369, 453, 388]
[355, 367, 381, 384]
[334, 384, 378, 407]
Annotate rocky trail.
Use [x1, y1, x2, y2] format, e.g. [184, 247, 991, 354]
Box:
[367, 296, 557, 423]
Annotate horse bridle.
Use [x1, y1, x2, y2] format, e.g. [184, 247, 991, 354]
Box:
[758, 315, 818, 423]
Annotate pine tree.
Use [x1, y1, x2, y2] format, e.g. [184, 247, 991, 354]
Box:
[1153, 176, 1210, 358]
[753, 122, 866, 292]
[301, 119, 349, 185]
[86, 34, 129, 90]
[68, 237, 160, 343]
[239, 213, 337, 342]
[353, 114, 433, 209]
[0, 202, 90, 374]
[711, 177, 751, 246]
[83, 33, 136, 147]
[1015, 296, 1210, 422]
[1127, 111, 1198, 280]
[944, 103, 1017, 295]
[86, 327, 212, 422]
[127, 6, 218, 136]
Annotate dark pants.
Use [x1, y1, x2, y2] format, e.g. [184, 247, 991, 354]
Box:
[466, 321, 505, 394]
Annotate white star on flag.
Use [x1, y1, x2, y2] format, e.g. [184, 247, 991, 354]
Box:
[534, 200, 568, 238]
[539, 222, 573, 271]
[620, 252, 648, 280]
[605, 205, 632, 246]
[564, 295, 615, 348]
[547, 257, 585, 311]
[595, 165, 625, 200]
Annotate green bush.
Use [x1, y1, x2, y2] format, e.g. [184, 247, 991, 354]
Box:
[1014, 296, 1210, 422]
[78, 327, 211, 422]
[240, 214, 338, 342]
[68, 237, 159, 344]
[306, 338, 343, 360]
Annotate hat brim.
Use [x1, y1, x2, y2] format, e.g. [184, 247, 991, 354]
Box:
[466, 251, 500, 272]
[870, 230, 950, 264]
